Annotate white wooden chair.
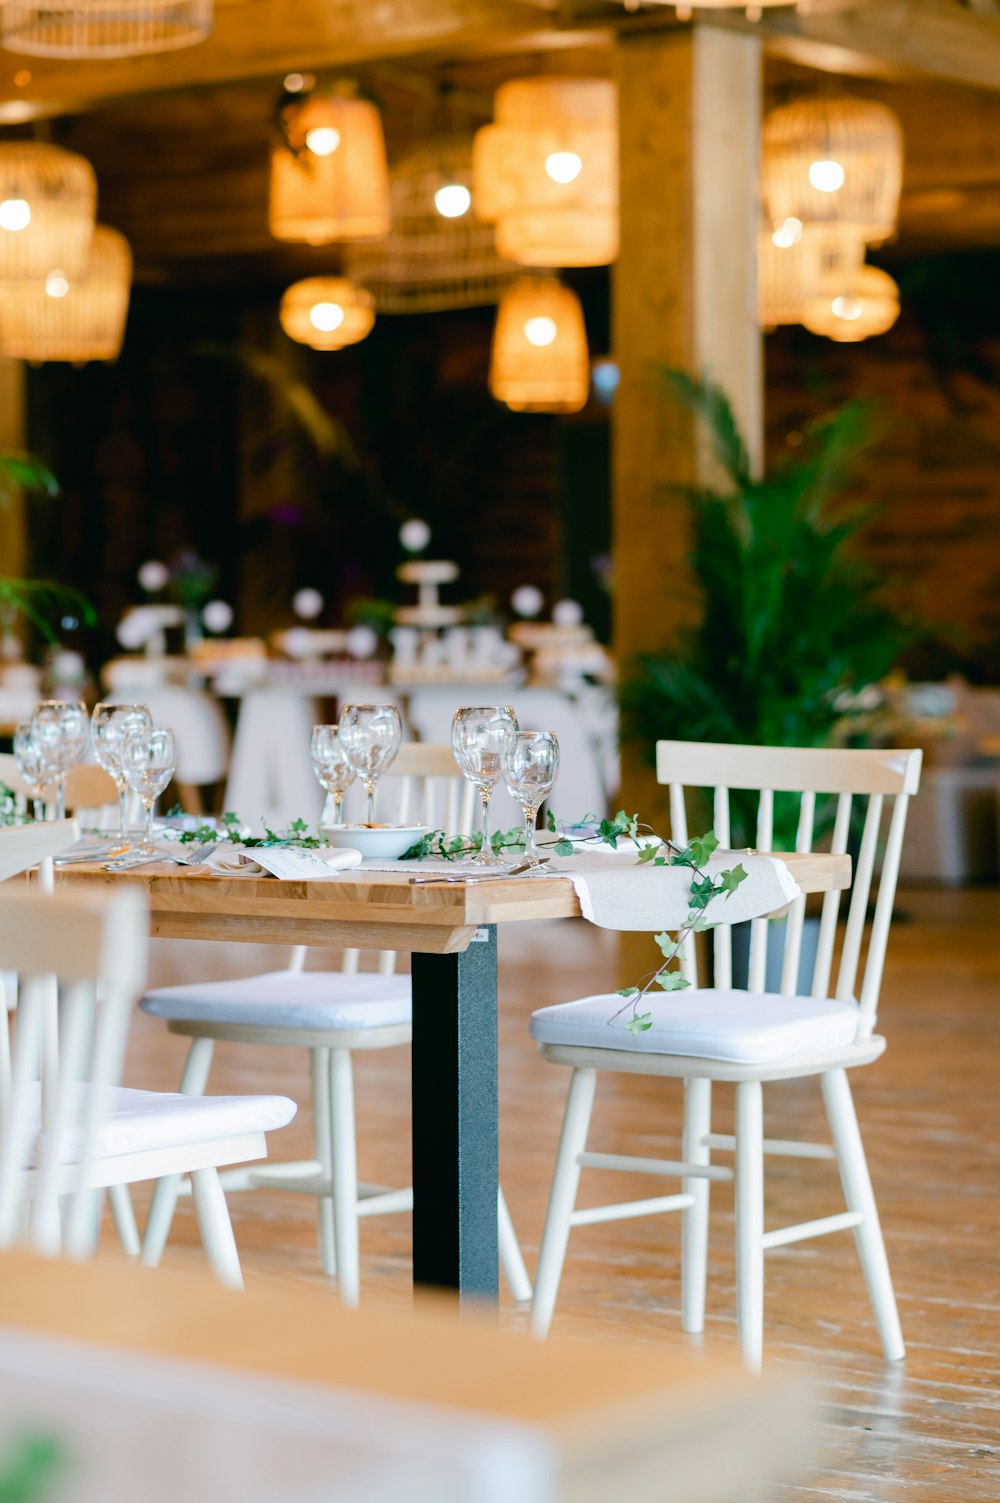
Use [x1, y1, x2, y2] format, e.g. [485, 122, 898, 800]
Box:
[0, 883, 297, 1284]
[140, 743, 531, 1307]
[529, 741, 922, 1370]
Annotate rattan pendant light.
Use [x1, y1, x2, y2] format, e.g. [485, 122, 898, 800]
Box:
[803, 264, 900, 343]
[0, 224, 132, 363]
[0, 142, 95, 282]
[279, 276, 375, 350]
[473, 77, 618, 268]
[489, 276, 589, 413]
[762, 97, 903, 248]
[758, 220, 864, 329]
[1, 0, 211, 57]
[269, 85, 390, 246]
[345, 137, 517, 313]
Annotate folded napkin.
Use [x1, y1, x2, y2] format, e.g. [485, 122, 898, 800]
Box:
[196, 845, 364, 880]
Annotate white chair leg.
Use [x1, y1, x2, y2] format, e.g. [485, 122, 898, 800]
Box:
[329, 1048, 360, 1308]
[142, 1036, 215, 1267]
[821, 1068, 905, 1362]
[498, 1187, 532, 1303]
[734, 1080, 764, 1373]
[530, 1067, 597, 1340]
[108, 1183, 141, 1258]
[681, 1076, 712, 1335]
[310, 1047, 337, 1278]
[191, 1167, 243, 1291]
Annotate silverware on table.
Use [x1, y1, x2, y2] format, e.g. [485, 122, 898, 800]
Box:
[409, 856, 551, 886]
[103, 844, 218, 872]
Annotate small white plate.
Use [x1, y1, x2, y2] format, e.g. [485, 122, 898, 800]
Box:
[323, 824, 428, 861]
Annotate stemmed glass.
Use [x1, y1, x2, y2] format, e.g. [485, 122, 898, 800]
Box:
[12, 720, 56, 821]
[92, 702, 152, 845]
[121, 726, 177, 856]
[29, 700, 89, 818]
[311, 724, 356, 827]
[337, 703, 402, 827]
[501, 730, 560, 867]
[451, 705, 519, 868]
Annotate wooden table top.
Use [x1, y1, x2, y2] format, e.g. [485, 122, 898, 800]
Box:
[52, 849, 851, 954]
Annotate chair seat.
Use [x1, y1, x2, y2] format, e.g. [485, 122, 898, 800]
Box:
[529, 988, 859, 1065]
[34, 1085, 297, 1163]
[141, 970, 412, 1032]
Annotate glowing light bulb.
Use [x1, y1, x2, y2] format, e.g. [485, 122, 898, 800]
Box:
[0, 198, 30, 232]
[306, 126, 341, 157]
[524, 316, 557, 348]
[434, 183, 471, 218]
[831, 295, 863, 321]
[545, 151, 583, 185]
[771, 216, 803, 249]
[309, 301, 345, 333]
[809, 159, 845, 193]
[44, 270, 69, 298]
[283, 72, 313, 93]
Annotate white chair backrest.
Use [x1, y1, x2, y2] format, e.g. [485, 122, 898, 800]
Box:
[656, 742, 922, 1039]
[0, 884, 148, 1258]
[0, 819, 79, 884]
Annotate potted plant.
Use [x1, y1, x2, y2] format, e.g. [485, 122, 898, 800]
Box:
[0, 453, 94, 657]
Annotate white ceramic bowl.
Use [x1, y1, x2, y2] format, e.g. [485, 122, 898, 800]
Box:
[323, 824, 427, 862]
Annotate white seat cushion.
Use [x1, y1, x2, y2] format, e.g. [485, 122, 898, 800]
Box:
[530, 988, 859, 1065]
[34, 1085, 297, 1163]
[141, 970, 412, 1032]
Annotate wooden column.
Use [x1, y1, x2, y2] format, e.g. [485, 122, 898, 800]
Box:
[612, 23, 763, 826]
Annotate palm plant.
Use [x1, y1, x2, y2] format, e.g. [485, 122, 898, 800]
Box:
[0, 454, 95, 644]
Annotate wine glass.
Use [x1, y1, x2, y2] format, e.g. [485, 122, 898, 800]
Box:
[311, 724, 356, 827]
[92, 702, 152, 844]
[12, 720, 56, 821]
[29, 700, 88, 818]
[121, 726, 177, 856]
[451, 705, 519, 868]
[501, 730, 560, 866]
[337, 703, 402, 827]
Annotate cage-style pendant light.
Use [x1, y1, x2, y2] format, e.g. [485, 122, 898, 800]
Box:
[269, 87, 390, 246]
[758, 221, 864, 330]
[345, 137, 517, 313]
[2, 0, 212, 57]
[0, 142, 95, 282]
[474, 78, 618, 268]
[803, 263, 900, 343]
[279, 276, 375, 350]
[0, 225, 132, 363]
[762, 97, 903, 248]
[489, 276, 589, 413]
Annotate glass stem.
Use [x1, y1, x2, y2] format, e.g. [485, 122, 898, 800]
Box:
[365, 781, 376, 826]
[32, 796, 44, 823]
[480, 786, 493, 855]
[334, 790, 345, 827]
[522, 803, 540, 862]
[55, 781, 66, 821]
[144, 799, 155, 852]
[118, 785, 129, 842]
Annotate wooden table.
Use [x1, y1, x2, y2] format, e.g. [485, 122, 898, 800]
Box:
[56, 853, 850, 1303]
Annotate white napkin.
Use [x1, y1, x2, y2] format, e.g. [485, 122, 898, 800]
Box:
[200, 845, 364, 880]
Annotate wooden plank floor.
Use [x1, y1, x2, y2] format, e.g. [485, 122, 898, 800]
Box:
[122, 887, 1000, 1502]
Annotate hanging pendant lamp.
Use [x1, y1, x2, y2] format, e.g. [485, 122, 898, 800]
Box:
[758, 219, 864, 330]
[1, 0, 211, 57]
[279, 276, 375, 350]
[762, 96, 903, 248]
[0, 225, 132, 363]
[269, 85, 390, 246]
[489, 276, 589, 413]
[474, 78, 618, 268]
[0, 142, 95, 282]
[803, 264, 900, 343]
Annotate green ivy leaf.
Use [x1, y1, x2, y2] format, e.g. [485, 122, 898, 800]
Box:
[687, 830, 720, 866]
[688, 875, 716, 909]
[553, 838, 575, 857]
[616, 986, 640, 998]
[653, 930, 675, 958]
[717, 862, 748, 897]
[636, 844, 659, 864]
[546, 809, 558, 833]
[625, 1011, 653, 1035]
[654, 971, 690, 991]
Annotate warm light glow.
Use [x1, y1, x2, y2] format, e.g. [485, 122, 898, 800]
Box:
[803, 263, 899, 343]
[283, 72, 311, 93]
[305, 125, 340, 157]
[2, 0, 213, 58]
[771, 216, 803, 248]
[433, 182, 471, 218]
[808, 158, 845, 193]
[0, 223, 132, 363]
[544, 151, 582, 184]
[831, 294, 862, 321]
[309, 301, 344, 333]
[0, 198, 30, 232]
[44, 269, 69, 297]
[524, 315, 557, 347]
[13, 69, 31, 85]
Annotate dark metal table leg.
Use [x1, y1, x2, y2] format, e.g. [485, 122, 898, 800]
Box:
[411, 926, 499, 1303]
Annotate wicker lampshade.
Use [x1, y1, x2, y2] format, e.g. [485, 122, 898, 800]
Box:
[489, 276, 589, 413]
[473, 78, 618, 268]
[1, 0, 211, 57]
[0, 225, 132, 363]
[758, 222, 865, 329]
[656, 0, 795, 13]
[0, 142, 95, 282]
[345, 137, 517, 313]
[269, 92, 390, 246]
[803, 264, 900, 343]
[762, 97, 903, 247]
[279, 277, 375, 350]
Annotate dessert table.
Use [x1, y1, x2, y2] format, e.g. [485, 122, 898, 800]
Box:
[54, 852, 851, 1303]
